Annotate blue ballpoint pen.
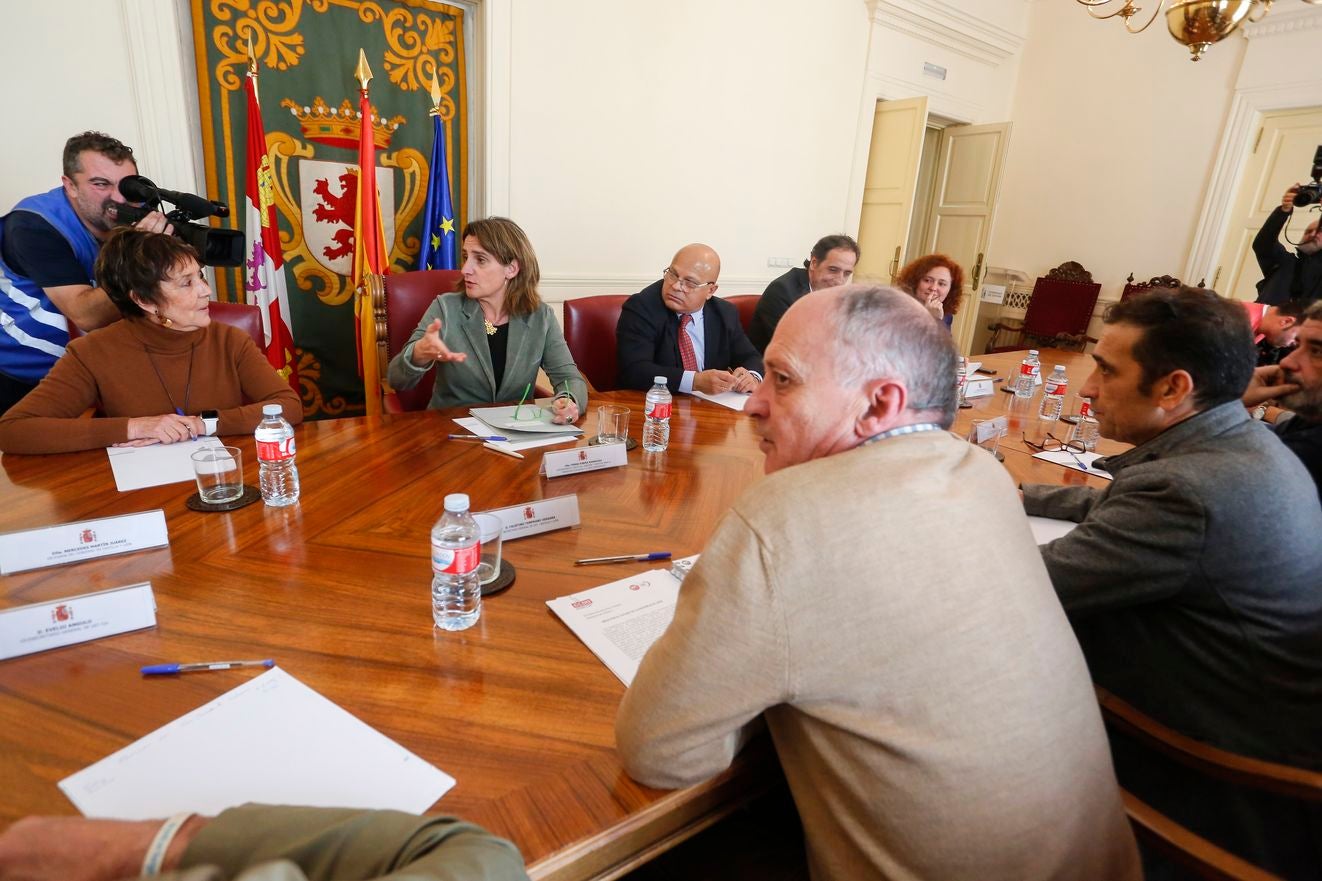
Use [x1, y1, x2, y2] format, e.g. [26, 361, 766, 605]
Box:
[574, 552, 672, 566]
[141, 659, 275, 675]
[448, 434, 508, 442]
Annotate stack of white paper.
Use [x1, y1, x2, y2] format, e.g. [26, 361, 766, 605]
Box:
[107, 438, 226, 492]
[452, 417, 579, 453]
[547, 570, 682, 685]
[691, 390, 751, 411]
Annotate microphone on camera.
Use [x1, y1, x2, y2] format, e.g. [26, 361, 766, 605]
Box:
[118, 175, 229, 219]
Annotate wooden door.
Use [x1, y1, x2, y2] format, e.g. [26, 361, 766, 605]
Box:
[855, 97, 928, 284]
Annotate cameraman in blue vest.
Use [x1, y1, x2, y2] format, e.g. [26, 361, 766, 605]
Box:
[0, 132, 171, 413]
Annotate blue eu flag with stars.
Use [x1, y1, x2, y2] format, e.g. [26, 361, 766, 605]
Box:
[418, 113, 456, 270]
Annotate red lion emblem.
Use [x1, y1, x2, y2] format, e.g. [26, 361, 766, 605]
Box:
[311, 171, 359, 261]
[51, 604, 73, 623]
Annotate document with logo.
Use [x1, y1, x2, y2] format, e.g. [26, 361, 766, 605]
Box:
[107, 438, 226, 492]
[547, 569, 682, 686]
[59, 667, 454, 820]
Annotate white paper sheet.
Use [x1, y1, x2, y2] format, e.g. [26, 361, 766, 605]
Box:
[546, 569, 681, 685]
[106, 438, 226, 492]
[1031, 448, 1113, 480]
[1027, 515, 1078, 545]
[690, 389, 750, 411]
[58, 668, 454, 820]
[452, 417, 580, 453]
[468, 405, 583, 434]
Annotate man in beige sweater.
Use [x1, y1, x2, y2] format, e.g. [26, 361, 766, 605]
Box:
[616, 285, 1139, 881]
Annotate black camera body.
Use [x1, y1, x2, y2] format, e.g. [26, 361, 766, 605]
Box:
[115, 176, 245, 267]
[1293, 145, 1322, 209]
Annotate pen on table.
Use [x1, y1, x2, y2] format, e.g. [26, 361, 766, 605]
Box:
[483, 442, 524, 460]
[575, 552, 672, 566]
[448, 434, 508, 442]
[141, 659, 275, 676]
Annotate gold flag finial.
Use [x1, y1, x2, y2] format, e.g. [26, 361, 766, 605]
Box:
[354, 48, 373, 90]
[428, 70, 443, 117]
[247, 33, 257, 75]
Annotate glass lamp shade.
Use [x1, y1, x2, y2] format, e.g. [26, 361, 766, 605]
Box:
[1166, 0, 1256, 59]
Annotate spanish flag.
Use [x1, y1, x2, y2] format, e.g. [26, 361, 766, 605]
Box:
[352, 49, 389, 416]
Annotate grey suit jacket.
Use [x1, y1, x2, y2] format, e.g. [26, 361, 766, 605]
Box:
[1023, 401, 1322, 766]
[386, 293, 588, 411]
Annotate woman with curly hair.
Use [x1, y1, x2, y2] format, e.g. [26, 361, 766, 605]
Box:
[895, 254, 964, 327]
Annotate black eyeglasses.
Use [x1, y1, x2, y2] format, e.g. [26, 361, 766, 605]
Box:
[1022, 432, 1084, 454]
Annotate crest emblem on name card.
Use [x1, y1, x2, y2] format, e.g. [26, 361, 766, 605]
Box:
[79, 529, 96, 544]
[51, 604, 74, 623]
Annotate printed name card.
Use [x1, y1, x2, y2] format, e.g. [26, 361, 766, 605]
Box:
[964, 375, 997, 398]
[0, 510, 169, 575]
[539, 442, 627, 479]
[973, 416, 1009, 444]
[480, 494, 581, 541]
[0, 582, 157, 661]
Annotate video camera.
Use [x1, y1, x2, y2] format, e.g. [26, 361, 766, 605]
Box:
[115, 175, 245, 267]
[1293, 146, 1322, 209]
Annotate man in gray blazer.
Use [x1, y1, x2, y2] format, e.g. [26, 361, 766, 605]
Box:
[1022, 286, 1322, 875]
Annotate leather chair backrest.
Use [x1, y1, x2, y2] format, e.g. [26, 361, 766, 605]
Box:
[563, 295, 629, 392]
[67, 300, 264, 349]
[382, 270, 462, 411]
[723, 294, 760, 333]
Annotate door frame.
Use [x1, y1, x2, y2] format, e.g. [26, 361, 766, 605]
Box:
[1187, 82, 1322, 289]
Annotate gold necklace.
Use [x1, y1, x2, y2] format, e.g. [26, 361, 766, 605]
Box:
[485, 318, 497, 336]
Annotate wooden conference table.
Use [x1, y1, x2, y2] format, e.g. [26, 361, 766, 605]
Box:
[0, 348, 1115, 879]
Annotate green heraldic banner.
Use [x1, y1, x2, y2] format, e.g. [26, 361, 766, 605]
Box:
[191, 0, 468, 417]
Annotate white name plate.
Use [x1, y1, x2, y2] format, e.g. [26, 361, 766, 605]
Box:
[965, 375, 997, 398]
[540, 442, 627, 479]
[481, 494, 581, 541]
[0, 582, 157, 661]
[0, 510, 169, 575]
[973, 416, 1009, 444]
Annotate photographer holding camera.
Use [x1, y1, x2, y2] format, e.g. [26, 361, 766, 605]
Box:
[1253, 161, 1322, 309]
[0, 131, 172, 414]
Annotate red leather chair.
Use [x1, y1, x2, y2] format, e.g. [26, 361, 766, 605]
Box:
[67, 300, 265, 348]
[724, 294, 760, 333]
[563, 295, 629, 392]
[986, 261, 1101, 353]
[1242, 301, 1267, 332]
[369, 269, 462, 412]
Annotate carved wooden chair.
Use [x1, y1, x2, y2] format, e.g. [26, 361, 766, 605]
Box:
[1097, 688, 1322, 880]
[368, 269, 462, 412]
[1120, 273, 1184, 302]
[986, 261, 1101, 353]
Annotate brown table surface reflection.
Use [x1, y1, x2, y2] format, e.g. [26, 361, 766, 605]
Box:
[0, 349, 1121, 879]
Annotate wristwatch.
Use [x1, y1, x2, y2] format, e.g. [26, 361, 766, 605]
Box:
[200, 410, 220, 436]
[1251, 404, 1268, 421]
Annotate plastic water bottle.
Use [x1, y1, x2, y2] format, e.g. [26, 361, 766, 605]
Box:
[1072, 398, 1100, 451]
[254, 403, 300, 506]
[955, 356, 970, 407]
[1038, 365, 1069, 422]
[642, 376, 672, 452]
[1015, 349, 1041, 399]
[431, 493, 481, 631]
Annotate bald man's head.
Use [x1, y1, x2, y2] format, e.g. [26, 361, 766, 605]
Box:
[661, 243, 721, 314]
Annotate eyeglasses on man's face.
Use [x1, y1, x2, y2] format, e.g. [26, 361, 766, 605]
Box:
[1022, 433, 1085, 454]
[663, 266, 716, 293]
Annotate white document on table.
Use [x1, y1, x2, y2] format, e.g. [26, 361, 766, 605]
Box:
[452, 417, 579, 453]
[1031, 449, 1114, 480]
[107, 438, 226, 492]
[1027, 515, 1078, 545]
[690, 390, 750, 411]
[547, 569, 682, 686]
[58, 667, 454, 820]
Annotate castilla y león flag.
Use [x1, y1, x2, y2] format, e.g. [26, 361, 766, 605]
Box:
[244, 62, 299, 391]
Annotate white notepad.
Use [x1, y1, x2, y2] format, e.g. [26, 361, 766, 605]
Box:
[59, 668, 454, 819]
[106, 438, 227, 492]
[690, 390, 750, 411]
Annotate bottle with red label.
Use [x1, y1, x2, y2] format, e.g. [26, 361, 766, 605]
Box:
[431, 493, 481, 631]
[642, 375, 672, 452]
[1071, 398, 1100, 451]
[254, 403, 300, 507]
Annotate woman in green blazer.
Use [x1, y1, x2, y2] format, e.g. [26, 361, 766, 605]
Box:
[386, 217, 587, 420]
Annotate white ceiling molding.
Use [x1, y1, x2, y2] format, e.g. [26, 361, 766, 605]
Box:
[868, 0, 1026, 66]
[868, 72, 983, 123]
[1242, 5, 1322, 39]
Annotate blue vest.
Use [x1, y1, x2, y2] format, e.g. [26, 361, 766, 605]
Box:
[0, 187, 100, 383]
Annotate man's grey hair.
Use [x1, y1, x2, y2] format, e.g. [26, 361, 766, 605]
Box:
[828, 284, 959, 428]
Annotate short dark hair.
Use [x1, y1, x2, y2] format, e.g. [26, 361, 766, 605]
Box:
[95, 228, 201, 318]
[63, 132, 135, 178]
[806, 234, 860, 267]
[1103, 286, 1255, 410]
[1274, 299, 1309, 320]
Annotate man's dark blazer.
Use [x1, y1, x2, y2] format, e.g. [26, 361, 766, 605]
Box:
[615, 280, 763, 392]
[747, 266, 810, 353]
[1253, 208, 1322, 306]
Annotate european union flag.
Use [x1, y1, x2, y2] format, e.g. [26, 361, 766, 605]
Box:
[418, 113, 456, 270]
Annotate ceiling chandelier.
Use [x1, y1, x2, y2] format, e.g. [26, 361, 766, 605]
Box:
[1075, 0, 1322, 61]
